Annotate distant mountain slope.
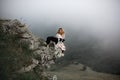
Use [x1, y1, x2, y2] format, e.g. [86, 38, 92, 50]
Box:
[48, 64, 120, 80]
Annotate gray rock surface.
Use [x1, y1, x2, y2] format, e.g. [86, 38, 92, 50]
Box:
[0, 19, 63, 80]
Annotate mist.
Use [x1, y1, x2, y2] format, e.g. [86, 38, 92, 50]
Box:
[0, 0, 120, 45]
[0, 0, 120, 74]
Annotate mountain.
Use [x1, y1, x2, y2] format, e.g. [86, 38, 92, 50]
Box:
[47, 63, 120, 80]
[0, 19, 63, 80]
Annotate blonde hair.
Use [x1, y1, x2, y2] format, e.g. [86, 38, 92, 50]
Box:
[57, 28, 65, 36]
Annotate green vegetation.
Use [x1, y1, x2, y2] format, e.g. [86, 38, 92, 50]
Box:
[0, 32, 36, 80]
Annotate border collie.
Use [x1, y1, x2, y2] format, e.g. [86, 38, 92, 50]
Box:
[46, 36, 58, 45]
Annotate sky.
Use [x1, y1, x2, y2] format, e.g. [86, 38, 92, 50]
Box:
[0, 0, 120, 51]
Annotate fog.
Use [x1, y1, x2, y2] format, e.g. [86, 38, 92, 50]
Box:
[0, 0, 120, 52]
[0, 0, 120, 74]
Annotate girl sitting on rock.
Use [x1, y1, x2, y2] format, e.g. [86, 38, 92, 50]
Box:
[46, 28, 66, 54]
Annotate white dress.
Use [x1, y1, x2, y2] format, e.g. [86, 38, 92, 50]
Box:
[55, 33, 66, 51]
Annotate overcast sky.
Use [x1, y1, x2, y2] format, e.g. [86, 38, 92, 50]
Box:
[0, 0, 120, 49]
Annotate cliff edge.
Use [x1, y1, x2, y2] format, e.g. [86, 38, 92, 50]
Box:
[0, 19, 63, 80]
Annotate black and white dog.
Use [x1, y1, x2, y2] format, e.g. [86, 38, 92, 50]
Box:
[46, 36, 65, 45]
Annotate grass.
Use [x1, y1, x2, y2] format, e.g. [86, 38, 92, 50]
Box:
[0, 32, 34, 80]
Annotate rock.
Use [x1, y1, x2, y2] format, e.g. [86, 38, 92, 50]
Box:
[79, 65, 87, 71]
[0, 19, 63, 80]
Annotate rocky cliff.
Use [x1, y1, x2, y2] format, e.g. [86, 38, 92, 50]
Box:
[0, 19, 63, 80]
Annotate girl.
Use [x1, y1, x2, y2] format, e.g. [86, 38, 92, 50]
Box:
[46, 28, 66, 52]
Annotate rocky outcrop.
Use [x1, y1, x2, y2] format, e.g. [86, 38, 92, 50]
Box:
[0, 19, 63, 80]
